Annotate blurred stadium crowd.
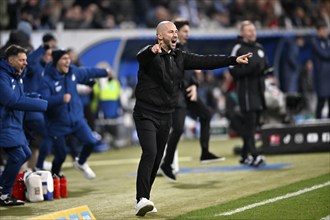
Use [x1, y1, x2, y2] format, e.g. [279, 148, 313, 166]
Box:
[0, 0, 329, 30]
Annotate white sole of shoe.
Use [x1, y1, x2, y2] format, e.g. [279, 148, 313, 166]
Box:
[148, 207, 157, 213]
[73, 163, 96, 180]
[136, 204, 153, 216]
[200, 157, 226, 164]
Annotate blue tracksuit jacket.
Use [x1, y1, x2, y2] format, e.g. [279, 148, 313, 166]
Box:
[0, 59, 48, 148]
[39, 63, 107, 136]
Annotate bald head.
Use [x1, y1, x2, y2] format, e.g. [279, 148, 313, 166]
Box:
[156, 21, 175, 34]
[155, 21, 178, 51]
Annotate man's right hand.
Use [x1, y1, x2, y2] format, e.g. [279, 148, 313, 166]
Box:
[63, 93, 71, 103]
[151, 42, 163, 54]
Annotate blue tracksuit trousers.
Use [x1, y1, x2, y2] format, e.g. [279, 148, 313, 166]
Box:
[51, 120, 97, 176]
[0, 145, 31, 194]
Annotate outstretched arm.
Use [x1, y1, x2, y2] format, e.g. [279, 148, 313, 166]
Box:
[183, 51, 251, 70]
[75, 66, 110, 84]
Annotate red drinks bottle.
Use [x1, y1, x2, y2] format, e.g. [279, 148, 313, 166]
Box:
[12, 178, 25, 201]
[59, 175, 68, 198]
[53, 174, 61, 199]
[17, 178, 25, 201]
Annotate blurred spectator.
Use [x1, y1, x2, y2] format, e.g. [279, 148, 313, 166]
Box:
[19, 0, 41, 30]
[0, 30, 33, 58]
[17, 21, 33, 41]
[264, 0, 283, 28]
[203, 70, 219, 113]
[228, 0, 248, 26]
[42, 33, 58, 49]
[63, 5, 84, 29]
[317, 1, 330, 28]
[146, 5, 172, 28]
[311, 20, 330, 119]
[0, 0, 324, 30]
[169, 0, 200, 27]
[80, 3, 100, 29]
[298, 59, 316, 115]
[92, 73, 123, 147]
[278, 35, 305, 93]
[93, 76, 122, 120]
[0, 0, 9, 30]
[290, 6, 310, 27]
[67, 47, 83, 66]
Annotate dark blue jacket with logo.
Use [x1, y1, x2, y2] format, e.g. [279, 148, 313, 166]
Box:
[0, 59, 48, 148]
[39, 63, 107, 136]
[311, 35, 330, 97]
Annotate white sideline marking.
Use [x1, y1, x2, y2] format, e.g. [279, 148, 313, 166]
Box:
[216, 181, 330, 217]
[320, 215, 330, 220]
[62, 156, 192, 167]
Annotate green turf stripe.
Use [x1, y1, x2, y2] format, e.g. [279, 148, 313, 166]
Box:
[172, 173, 330, 220]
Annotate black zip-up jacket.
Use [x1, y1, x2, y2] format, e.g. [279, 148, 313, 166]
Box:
[176, 42, 199, 108]
[230, 37, 268, 112]
[134, 45, 237, 114]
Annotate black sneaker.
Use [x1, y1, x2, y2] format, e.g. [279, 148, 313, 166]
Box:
[159, 163, 176, 183]
[200, 152, 226, 164]
[250, 156, 266, 167]
[0, 194, 24, 206]
[239, 156, 253, 165]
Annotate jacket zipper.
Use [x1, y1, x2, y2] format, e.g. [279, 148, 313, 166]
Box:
[170, 55, 174, 90]
[64, 75, 70, 112]
[245, 77, 250, 111]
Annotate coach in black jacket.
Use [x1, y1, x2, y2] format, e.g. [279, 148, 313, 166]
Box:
[230, 20, 268, 167]
[133, 20, 252, 217]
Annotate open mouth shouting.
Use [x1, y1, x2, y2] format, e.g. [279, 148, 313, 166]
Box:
[170, 38, 177, 48]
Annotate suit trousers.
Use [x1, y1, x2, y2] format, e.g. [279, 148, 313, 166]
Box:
[240, 111, 259, 158]
[133, 110, 171, 201]
[0, 144, 31, 194]
[163, 98, 212, 166]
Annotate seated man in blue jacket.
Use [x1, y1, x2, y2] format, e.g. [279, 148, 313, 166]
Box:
[0, 45, 48, 206]
[39, 49, 112, 179]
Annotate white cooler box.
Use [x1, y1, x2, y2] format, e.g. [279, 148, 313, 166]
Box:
[34, 170, 54, 200]
[24, 172, 44, 202]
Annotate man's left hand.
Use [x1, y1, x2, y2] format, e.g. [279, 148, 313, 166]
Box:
[186, 85, 197, 101]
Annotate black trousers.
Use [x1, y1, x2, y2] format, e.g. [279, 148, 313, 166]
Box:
[240, 111, 259, 158]
[316, 96, 330, 119]
[163, 98, 212, 166]
[133, 110, 171, 201]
